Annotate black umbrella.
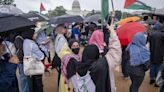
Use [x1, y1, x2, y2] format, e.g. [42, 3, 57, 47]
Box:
[50, 15, 84, 24]
[21, 12, 49, 22]
[84, 14, 101, 22]
[0, 13, 35, 33]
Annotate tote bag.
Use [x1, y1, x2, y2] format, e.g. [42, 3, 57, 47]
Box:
[23, 43, 45, 76]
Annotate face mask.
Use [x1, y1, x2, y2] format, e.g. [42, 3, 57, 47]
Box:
[72, 48, 80, 54]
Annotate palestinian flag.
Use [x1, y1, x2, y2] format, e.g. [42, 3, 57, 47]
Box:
[101, 0, 109, 20]
[124, 0, 152, 11]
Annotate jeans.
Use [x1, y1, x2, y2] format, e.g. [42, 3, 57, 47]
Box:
[129, 73, 144, 92]
[150, 64, 162, 80]
[18, 64, 29, 92]
[27, 75, 43, 92]
[121, 49, 129, 77]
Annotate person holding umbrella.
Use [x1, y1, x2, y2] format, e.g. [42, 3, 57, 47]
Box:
[0, 37, 20, 92]
[126, 32, 150, 92]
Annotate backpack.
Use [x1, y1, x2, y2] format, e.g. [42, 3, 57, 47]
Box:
[71, 71, 96, 92]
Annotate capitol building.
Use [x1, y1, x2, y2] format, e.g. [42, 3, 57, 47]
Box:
[66, 0, 90, 17]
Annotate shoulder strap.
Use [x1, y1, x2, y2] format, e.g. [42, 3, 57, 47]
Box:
[28, 40, 33, 57]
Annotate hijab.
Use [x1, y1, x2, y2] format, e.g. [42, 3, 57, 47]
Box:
[89, 29, 104, 53]
[21, 29, 35, 40]
[82, 45, 100, 63]
[126, 32, 150, 66]
[68, 39, 77, 48]
[76, 45, 100, 76]
[68, 39, 80, 54]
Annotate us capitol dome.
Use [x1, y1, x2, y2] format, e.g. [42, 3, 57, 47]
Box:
[66, 0, 90, 17]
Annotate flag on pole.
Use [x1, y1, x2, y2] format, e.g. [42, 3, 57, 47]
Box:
[40, 2, 46, 12]
[124, 0, 152, 11]
[124, 0, 136, 8]
[101, 0, 109, 20]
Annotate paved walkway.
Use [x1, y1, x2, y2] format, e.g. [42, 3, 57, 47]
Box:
[42, 69, 160, 92]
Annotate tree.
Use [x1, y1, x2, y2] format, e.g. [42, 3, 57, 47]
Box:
[48, 6, 66, 17]
[0, 0, 14, 5]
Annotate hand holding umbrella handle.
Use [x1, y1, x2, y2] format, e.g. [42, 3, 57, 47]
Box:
[107, 24, 115, 34]
[110, 11, 115, 26]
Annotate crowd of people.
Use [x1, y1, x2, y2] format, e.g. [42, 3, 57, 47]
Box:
[0, 13, 164, 92]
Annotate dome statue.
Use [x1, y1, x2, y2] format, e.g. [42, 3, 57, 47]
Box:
[72, 0, 81, 12]
[66, 0, 90, 16]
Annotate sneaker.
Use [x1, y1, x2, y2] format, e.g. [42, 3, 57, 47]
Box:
[154, 84, 160, 87]
[150, 80, 155, 84]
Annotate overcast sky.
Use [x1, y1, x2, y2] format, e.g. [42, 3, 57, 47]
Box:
[14, 0, 164, 13]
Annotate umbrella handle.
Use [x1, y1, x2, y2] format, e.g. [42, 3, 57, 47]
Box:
[110, 11, 115, 26]
[110, 17, 114, 26]
[4, 41, 13, 56]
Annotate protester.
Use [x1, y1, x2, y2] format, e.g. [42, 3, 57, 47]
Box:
[23, 29, 45, 92]
[54, 24, 72, 91]
[54, 25, 77, 92]
[71, 23, 81, 42]
[0, 38, 19, 92]
[54, 24, 70, 58]
[71, 24, 122, 92]
[88, 22, 105, 54]
[149, 28, 164, 86]
[152, 16, 162, 31]
[59, 39, 81, 92]
[126, 32, 150, 92]
[14, 35, 29, 92]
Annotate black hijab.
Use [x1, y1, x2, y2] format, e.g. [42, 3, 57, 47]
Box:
[21, 29, 35, 40]
[68, 39, 78, 48]
[75, 45, 100, 76]
[82, 45, 100, 63]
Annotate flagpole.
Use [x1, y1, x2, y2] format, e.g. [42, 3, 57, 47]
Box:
[101, 0, 103, 31]
[111, 0, 114, 11]
[40, 0, 42, 14]
[110, 0, 115, 25]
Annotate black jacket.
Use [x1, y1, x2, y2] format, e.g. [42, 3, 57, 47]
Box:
[89, 57, 111, 92]
[149, 31, 164, 64]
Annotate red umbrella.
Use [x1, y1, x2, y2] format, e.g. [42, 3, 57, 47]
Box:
[117, 22, 146, 46]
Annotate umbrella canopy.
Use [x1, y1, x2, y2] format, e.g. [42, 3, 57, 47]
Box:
[0, 13, 35, 33]
[117, 22, 146, 46]
[50, 15, 84, 24]
[84, 14, 101, 22]
[117, 16, 141, 26]
[0, 5, 23, 15]
[21, 12, 49, 22]
[154, 8, 164, 16]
